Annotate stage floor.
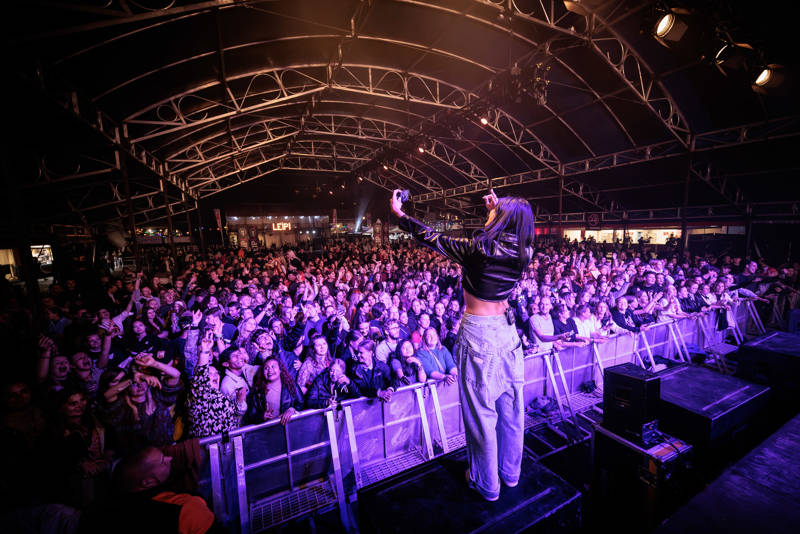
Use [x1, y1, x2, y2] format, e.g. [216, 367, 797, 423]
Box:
[654, 412, 800, 533]
[357, 448, 582, 534]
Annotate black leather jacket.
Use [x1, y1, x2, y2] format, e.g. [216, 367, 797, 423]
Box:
[399, 215, 528, 302]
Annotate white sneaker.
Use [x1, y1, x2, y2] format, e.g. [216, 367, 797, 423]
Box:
[501, 476, 519, 488]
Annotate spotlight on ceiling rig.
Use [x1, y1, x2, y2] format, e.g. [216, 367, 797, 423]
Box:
[653, 9, 691, 47]
[714, 41, 758, 75]
[752, 64, 788, 94]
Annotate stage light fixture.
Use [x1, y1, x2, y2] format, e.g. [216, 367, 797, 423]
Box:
[714, 41, 758, 75]
[418, 145, 425, 153]
[480, 117, 489, 125]
[752, 64, 787, 94]
[653, 11, 689, 46]
[382, 164, 389, 170]
[655, 13, 675, 38]
[357, 176, 364, 182]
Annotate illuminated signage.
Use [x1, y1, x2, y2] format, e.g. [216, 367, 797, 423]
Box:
[272, 222, 292, 231]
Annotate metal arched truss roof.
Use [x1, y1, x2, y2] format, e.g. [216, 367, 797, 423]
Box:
[7, 0, 800, 231]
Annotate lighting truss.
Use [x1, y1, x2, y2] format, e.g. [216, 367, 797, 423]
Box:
[111, 61, 560, 183]
[37, 0, 690, 150]
[124, 65, 472, 144]
[460, 201, 800, 228]
[462, 0, 692, 145]
[163, 114, 489, 189]
[25, 5, 643, 218]
[418, 116, 800, 211]
[16, 0, 799, 229]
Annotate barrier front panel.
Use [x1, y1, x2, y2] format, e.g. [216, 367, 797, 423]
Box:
[215, 442, 240, 528]
[645, 323, 673, 359]
[195, 309, 748, 528]
[241, 422, 286, 466]
[434, 380, 464, 443]
[733, 303, 753, 334]
[565, 345, 595, 393]
[420, 383, 444, 452]
[609, 334, 637, 368]
[197, 446, 213, 504]
[287, 414, 334, 488]
[349, 395, 388, 466]
[196, 441, 236, 528]
[702, 313, 722, 346]
[675, 318, 701, 349]
[241, 423, 291, 501]
[382, 387, 423, 458]
[523, 353, 547, 403]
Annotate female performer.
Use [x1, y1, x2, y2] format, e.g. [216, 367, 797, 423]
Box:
[391, 188, 534, 501]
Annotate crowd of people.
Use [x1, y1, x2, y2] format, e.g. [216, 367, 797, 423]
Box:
[1, 233, 798, 529]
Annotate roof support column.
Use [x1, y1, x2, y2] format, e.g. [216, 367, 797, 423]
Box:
[680, 136, 695, 257]
[185, 209, 194, 262]
[196, 203, 207, 257]
[162, 185, 177, 266]
[744, 204, 753, 259]
[558, 171, 564, 242]
[185, 209, 192, 242]
[115, 143, 140, 272]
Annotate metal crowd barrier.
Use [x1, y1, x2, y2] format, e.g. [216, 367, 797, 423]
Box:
[198, 304, 760, 533]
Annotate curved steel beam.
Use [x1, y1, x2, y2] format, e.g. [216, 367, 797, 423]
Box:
[586, 12, 691, 145]
[44, 0, 652, 157]
[189, 138, 455, 197]
[491, 0, 691, 145]
[189, 140, 372, 189]
[166, 113, 491, 187]
[182, 133, 464, 193]
[157, 99, 514, 176]
[418, 138, 488, 182]
[398, 0, 634, 150]
[118, 61, 554, 187]
[154, 99, 413, 155]
[124, 64, 471, 142]
[195, 153, 349, 197]
[29, 0, 683, 218]
[76, 9, 604, 158]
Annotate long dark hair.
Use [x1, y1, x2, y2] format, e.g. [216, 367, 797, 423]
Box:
[475, 196, 535, 267]
[52, 387, 98, 442]
[253, 356, 297, 397]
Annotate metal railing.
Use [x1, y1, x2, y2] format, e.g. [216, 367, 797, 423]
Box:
[198, 301, 762, 533]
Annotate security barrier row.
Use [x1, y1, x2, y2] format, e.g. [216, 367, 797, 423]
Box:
[198, 302, 763, 533]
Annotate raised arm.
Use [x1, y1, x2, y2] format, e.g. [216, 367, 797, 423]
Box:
[135, 353, 181, 386]
[36, 335, 56, 384]
[97, 331, 112, 370]
[391, 190, 474, 264]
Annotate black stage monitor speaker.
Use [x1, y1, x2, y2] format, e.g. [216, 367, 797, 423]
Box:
[603, 363, 661, 442]
[658, 365, 770, 452]
[736, 331, 800, 405]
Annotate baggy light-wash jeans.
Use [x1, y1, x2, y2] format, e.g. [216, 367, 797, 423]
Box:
[456, 312, 524, 500]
